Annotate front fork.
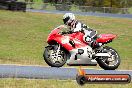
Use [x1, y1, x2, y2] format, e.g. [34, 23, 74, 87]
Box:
[45, 44, 61, 59]
[56, 44, 61, 58]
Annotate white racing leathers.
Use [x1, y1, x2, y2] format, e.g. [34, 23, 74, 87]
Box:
[69, 20, 97, 46]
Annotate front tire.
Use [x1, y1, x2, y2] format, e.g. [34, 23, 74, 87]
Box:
[43, 45, 67, 67]
[97, 46, 120, 70]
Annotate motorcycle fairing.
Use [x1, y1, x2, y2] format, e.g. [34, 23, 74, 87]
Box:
[47, 30, 97, 66]
[48, 30, 88, 51]
[67, 46, 97, 66]
[47, 26, 116, 66]
[96, 34, 116, 43]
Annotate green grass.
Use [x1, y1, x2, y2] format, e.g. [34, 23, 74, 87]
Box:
[0, 10, 132, 70]
[0, 78, 131, 88]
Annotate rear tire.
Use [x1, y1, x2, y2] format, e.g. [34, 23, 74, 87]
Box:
[97, 46, 120, 70]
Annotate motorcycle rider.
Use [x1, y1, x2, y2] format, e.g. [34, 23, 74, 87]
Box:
[62, 13, 99, 48]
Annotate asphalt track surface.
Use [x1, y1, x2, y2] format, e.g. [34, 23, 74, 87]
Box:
[0, 65, 132, 80]
[27, 9, 132, 19]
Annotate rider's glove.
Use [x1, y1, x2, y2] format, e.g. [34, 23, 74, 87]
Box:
[61, 31, 67, 34]
[61, 31, 72, 35]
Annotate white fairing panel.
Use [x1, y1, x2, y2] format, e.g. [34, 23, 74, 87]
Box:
[67, 46, 96, 65]
[95, 53, 110, 57]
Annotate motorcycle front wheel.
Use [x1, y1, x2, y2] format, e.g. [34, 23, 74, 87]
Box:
[43, 45, 67, 67]
[97, 46, 121, 70]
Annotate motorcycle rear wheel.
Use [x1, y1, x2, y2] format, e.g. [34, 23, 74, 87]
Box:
[97, 46, 120, 70]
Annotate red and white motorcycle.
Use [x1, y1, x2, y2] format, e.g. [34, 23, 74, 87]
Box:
[43, 25, 120, 70]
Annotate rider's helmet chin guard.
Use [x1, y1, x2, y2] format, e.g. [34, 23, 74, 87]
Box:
[63, 13, 75, 26]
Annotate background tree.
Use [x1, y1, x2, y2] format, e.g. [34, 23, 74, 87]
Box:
[43, 0, 132, 8]
[120, 0, 132, 8]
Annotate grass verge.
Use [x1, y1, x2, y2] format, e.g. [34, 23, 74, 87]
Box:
[0, 78, 131, 88]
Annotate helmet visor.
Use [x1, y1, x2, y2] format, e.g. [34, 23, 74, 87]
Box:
[63, 17, 70, 24]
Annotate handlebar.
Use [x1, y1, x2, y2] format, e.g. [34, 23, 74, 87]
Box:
[60, 30, 73, 35]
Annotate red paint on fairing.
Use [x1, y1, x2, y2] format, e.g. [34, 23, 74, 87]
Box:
[47, 26, 117, 51]
[47, 26, 87, 51]
[96, 34, 117, 43]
